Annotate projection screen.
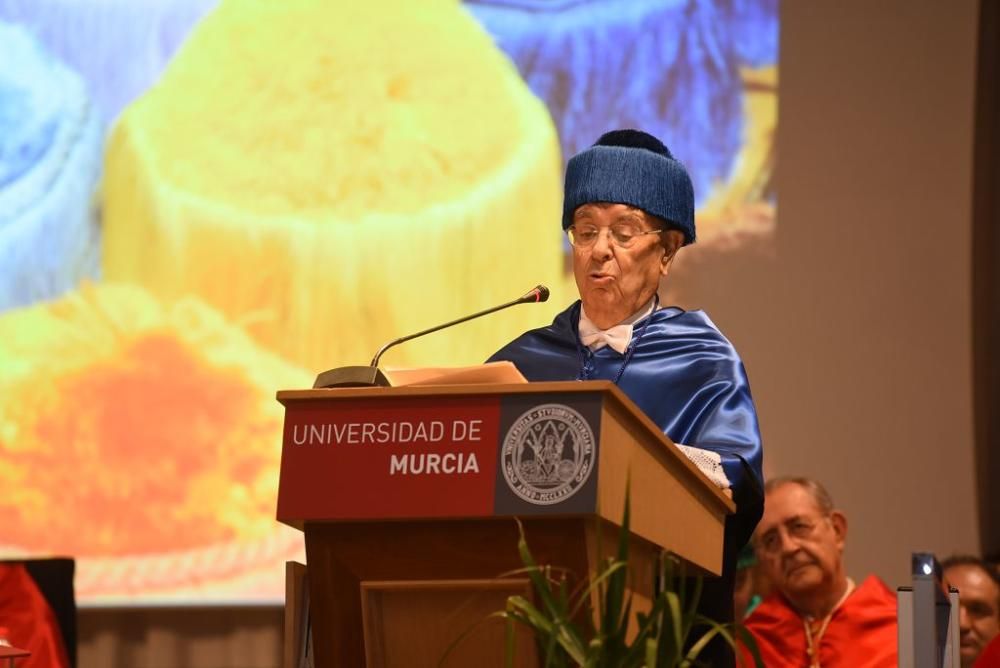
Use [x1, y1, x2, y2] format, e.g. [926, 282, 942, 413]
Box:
[0, 0, 778, 603]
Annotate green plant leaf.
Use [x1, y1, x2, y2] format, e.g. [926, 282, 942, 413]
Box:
[514, 522, 574, 628]
[666, 590, 684, 658]
[682, 614, 751, 666]
[504, 612, 517, 668]
[505, 585, 587, 665]
[644, 636, 656, 667]
[681, 565, 702, 633]
[500, 481, 747, 668]
[732, 623, 765, 668]
[438, 610, 511, 667]
[572, 559, 627, 619]
[606, 488, 633, 634]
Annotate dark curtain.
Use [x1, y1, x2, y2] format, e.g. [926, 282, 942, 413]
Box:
[973, 0, 1000, 561]
[23, 559, 77, 668]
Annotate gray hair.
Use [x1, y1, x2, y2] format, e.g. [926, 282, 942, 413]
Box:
[764, 476, 836, 515]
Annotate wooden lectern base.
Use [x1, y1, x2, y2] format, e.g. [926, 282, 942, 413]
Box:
[301, 517, 661, 668]
[361, 578, 533, 667]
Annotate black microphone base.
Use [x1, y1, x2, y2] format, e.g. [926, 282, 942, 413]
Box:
[313, 366, 390, 389]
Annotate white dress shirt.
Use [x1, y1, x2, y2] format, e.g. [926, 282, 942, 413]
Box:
[578, 298, 656, 354]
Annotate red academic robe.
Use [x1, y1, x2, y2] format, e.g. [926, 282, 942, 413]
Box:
[0, 564, 70, 668]
[975, 634, 1000, 667]
[739, 575, 897, 667]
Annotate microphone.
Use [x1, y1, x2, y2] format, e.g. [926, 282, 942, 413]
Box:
[313, 285, 550, 388]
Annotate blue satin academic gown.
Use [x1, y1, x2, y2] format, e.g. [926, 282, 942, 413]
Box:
[488, 301, 764, 604]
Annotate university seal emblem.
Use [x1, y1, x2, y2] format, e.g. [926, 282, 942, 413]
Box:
[501, 403, 595, 505]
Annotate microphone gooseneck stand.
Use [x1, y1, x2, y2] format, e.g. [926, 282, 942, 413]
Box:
[312, 285, 550, 388]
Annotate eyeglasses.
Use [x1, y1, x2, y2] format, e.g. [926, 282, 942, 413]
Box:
[755, 516, 828, 556]
[567, 223, 664, 249]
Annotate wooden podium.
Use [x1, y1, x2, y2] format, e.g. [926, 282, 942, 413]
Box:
[0, 646, 31, 668]
[276, 381, 734, 668]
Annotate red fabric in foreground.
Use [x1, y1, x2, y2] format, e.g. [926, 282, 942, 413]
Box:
[740, 575, 897, 667]
[0, 564, 69, 668]
[975, 634, 1000, 667]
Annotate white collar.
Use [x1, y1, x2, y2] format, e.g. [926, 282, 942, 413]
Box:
[578, 298, 657, 354]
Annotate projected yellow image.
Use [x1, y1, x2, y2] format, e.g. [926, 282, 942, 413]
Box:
[0, 284, 307, 599]
[102, 0, 570, 376]
[0, 0, 777, 602]
[697, 66, 777, 250]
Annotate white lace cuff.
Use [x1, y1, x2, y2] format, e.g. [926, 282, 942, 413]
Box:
[676, 444, 731, 490]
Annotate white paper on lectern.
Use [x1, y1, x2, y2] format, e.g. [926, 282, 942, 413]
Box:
[381, 360, 527, 387]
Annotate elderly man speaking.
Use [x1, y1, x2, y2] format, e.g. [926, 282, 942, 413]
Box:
[489, 129, 765, 642]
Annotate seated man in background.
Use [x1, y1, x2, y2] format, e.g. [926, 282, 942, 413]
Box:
[942, 555, 1000, 667]
[740, 476, 897, 667]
